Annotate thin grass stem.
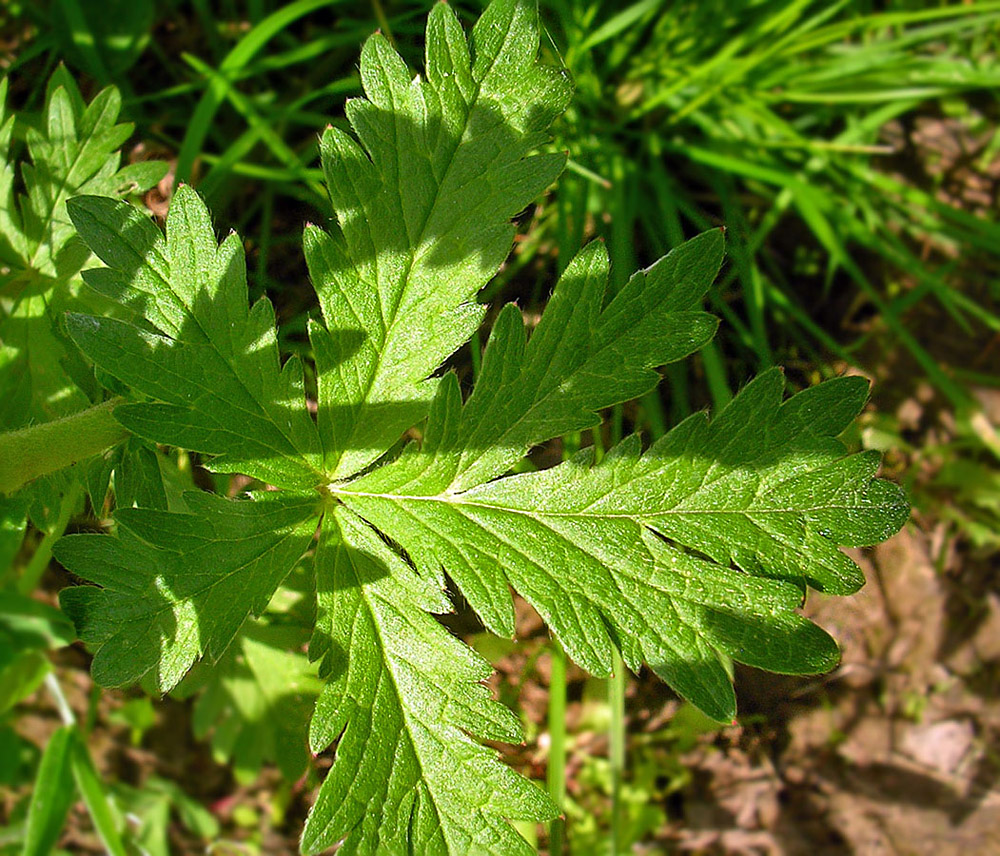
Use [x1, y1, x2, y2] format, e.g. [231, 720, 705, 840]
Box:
[548, 638, 568, 856]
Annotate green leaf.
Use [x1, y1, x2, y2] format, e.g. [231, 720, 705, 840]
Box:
[0, 70, 165, 429]
[0, 293, 89, 432]
[55, 492, 320, 691]
[0, 69, 166, 513]
[111, 776, 219, 856]
[0, 592, 75, 665]
[301, 506, 554, 856]
[337, 361, 905, 722]
[0, 652, 50, 716]
[66, 186, 325, 489]
[69, 738, 128, 856]
[304, 0, 572, 479]
[0, 592, 76, 714]
[179, 622, 323, 783]
[389, 232, 721, 494]
[49, 0, 911, 853]
[52, 0, 154, 80]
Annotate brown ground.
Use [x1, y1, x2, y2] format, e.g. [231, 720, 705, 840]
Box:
[664, 532, 1000, 855]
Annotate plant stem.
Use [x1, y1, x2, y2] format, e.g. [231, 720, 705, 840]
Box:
[606, 404, 626, 855]
[18, 480, 84, 595]
[44, 672, 77, 726]
[0, 398, 127, 495]
[609, 648, 626, 855]
[549, 433, 577, 854]
[547, 638, 568, 856]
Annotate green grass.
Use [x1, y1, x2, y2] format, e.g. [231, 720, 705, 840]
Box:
[537, 0, 1000, 412]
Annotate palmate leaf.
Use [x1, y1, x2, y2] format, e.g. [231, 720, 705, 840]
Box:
[304, 507, 554, 855]
[64, 186, 324, 489]
[339, 364, 908, 722]
[52, 1, 909, 854]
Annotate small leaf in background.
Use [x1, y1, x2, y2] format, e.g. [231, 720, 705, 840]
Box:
[112, 776, 220, 856]
[106, 697, 157, 747]
[0, 71, 165, 431]
[176, 622, 322, 783]
[0, 652, 50, 717]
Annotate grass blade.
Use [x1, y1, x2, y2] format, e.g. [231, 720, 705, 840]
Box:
[22, 725, 76, 856]
[70, 738, 128, 856]
[175, 0, 348, 183]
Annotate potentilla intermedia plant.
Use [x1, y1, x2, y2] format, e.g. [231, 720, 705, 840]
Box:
[2, 1, 908, 853]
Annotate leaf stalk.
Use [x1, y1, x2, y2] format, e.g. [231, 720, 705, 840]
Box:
[0, 398, 127, 495]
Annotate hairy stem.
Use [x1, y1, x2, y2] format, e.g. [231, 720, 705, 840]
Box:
[0, 398, 127, 495]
